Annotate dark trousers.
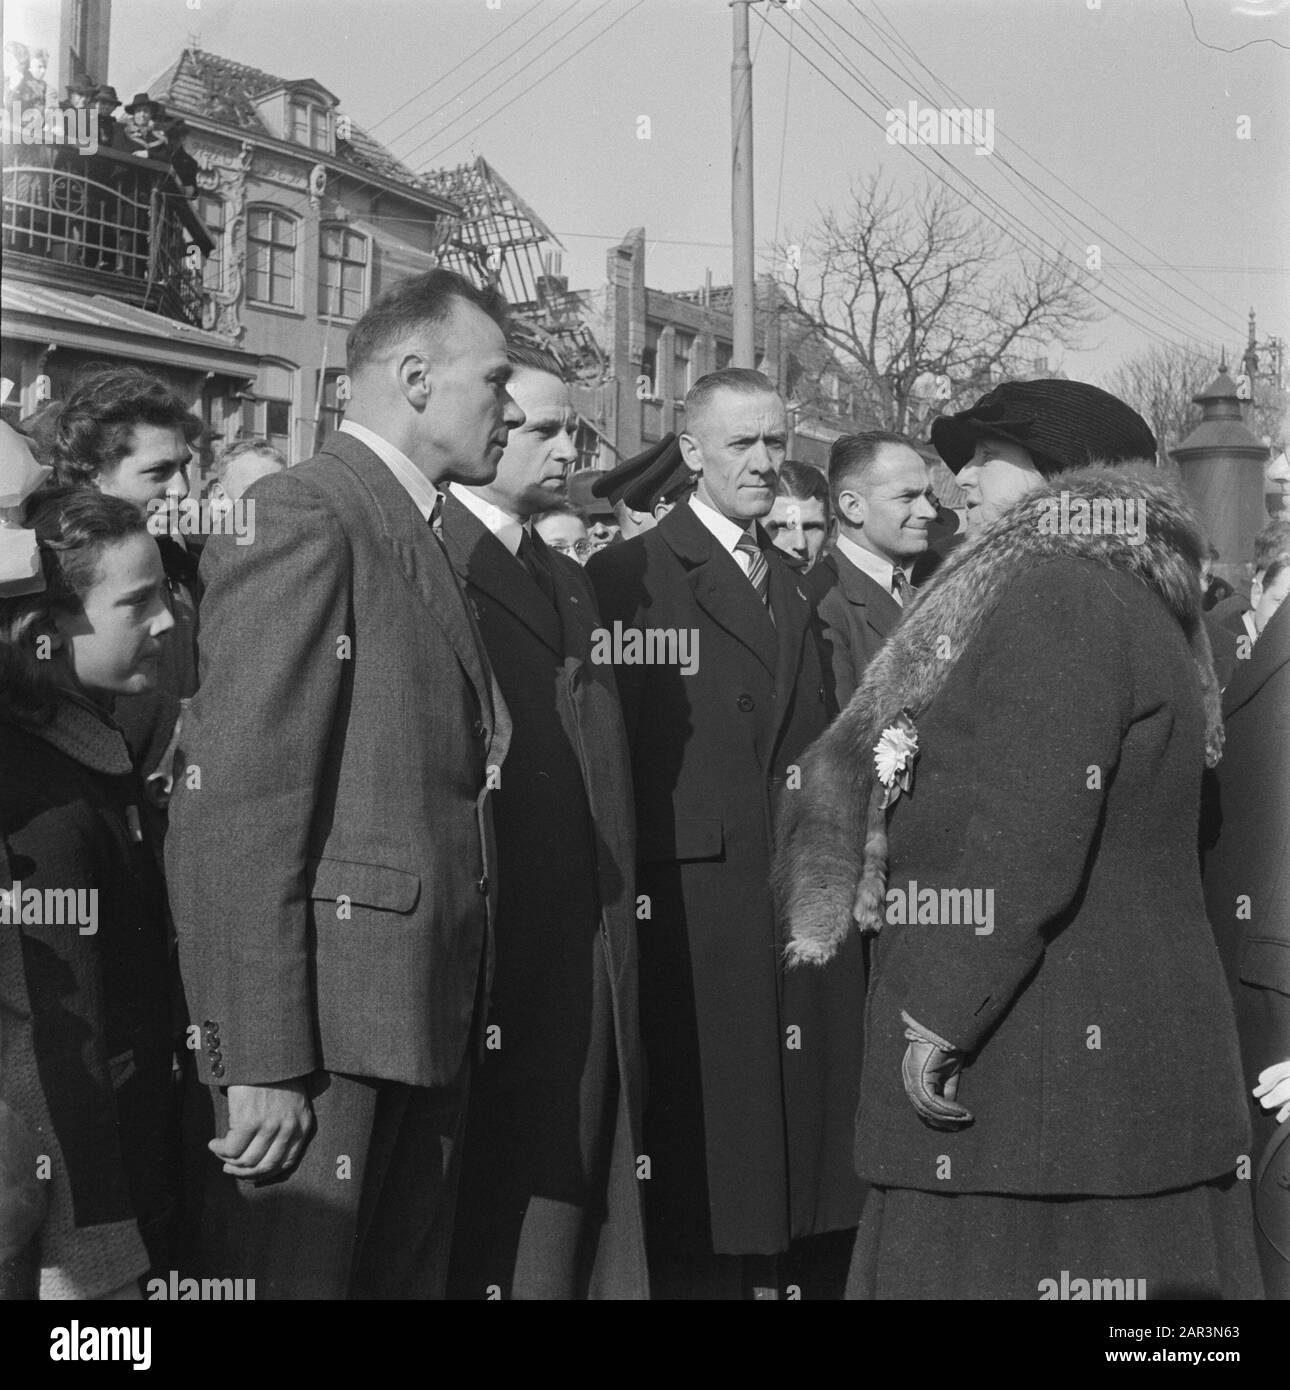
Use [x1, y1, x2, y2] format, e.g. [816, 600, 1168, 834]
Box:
[649, 1231, 856, 1300]
[183, 1065, 469, 1299]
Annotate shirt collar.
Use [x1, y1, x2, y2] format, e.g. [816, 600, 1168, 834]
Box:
[688, 492, 750, 556]
[1242, 609, 1260, 645]
[450, 483, 530, 557]
[836, 532, 908, 596]
[339, 420, 440, 523]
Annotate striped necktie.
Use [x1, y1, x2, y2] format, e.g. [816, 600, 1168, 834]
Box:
[892, 567, 913, 607]
[736, 531, 770, 605]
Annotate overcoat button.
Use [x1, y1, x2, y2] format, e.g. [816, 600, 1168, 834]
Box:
[471, 720, 485, 738]
[736, 694, 755, 712]
[210, 1062, 226, 1079]
[476, 874, 490, 895]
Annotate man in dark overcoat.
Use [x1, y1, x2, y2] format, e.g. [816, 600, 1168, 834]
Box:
[441, 345, 647, 1300]
[587, 368, 867, 1299]
[810, 431, 938, 706]
[1204, 595, 1290, 1298]
[167, 271, 519, 1298]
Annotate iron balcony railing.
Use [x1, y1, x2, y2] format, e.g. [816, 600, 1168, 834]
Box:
[2, 145, 213, 327]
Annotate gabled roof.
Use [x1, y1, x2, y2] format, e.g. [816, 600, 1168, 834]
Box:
[148, 49, 424, 193]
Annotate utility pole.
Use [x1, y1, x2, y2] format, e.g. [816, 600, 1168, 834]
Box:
[731, 0, 758, 367]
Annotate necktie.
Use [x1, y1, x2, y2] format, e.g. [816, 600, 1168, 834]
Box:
[892, 567, 913, 607]
[517, 528, 557, 609]
[429, 491, 445, 539]
[736, 531, 770, 605]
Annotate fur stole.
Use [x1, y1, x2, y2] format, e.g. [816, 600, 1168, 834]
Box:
[773, 463, 1223, 967]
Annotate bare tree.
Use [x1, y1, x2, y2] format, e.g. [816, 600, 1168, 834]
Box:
[1103, 342, 1211, 457]
[773, 173, 1099, 434]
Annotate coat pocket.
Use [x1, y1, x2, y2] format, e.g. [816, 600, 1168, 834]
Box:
[638, 816, 724, 864]
[306, 855, 421, 914]
[1239, 937, 1290, 998]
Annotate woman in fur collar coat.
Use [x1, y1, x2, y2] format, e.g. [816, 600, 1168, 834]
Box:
[775, 381, 1262, 1300]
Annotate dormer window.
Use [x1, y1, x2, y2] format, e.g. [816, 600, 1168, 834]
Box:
[289, 98, 331, 153]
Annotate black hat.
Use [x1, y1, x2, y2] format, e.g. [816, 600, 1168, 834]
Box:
[164, 117, 189, 139]
[566, 469, 617, 520]
[626, 440, 693, 513]
[92, 84, 119, 105]
[592, 434, 681, 507]
[124, 92, 162, 115]
[931, 379, 1157, 477]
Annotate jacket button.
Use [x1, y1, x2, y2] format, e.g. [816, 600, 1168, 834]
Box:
[736, 694, 755, 712]
[210, 1061, 225, 1079]
[471, 720, 485, 738]
[476, 874, 489, 895]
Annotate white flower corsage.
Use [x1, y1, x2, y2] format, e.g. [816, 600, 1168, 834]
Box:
[874, 710, 919, 809]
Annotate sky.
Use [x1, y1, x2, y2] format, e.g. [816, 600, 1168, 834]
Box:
[92, 0, 1290, 385]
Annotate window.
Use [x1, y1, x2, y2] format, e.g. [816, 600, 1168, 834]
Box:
[196, 194, 224, 294]
[640, 322, 662, 398]
[318, 226, 369, 320]
[315, 368, 348, 449]
[243, 362, 296, 462]
[290, 99, 331, 152]
[247, 207, 298, 309]
[671, 331, 694, 402]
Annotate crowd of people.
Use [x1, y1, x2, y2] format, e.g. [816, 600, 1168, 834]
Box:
[3, 41, 200, 267]
[0, 268, 1286, 1301]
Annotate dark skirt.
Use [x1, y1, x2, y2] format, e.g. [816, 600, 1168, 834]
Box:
[847, 1176, 1264, 1300]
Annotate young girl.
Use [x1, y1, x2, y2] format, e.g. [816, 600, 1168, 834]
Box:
[1, 477, 178, 1299]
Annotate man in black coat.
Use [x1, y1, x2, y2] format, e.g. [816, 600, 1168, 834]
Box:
[441, 345, 647, 1300]
[587, 368, 867, 1299]
[1203, 593, 1290, 1298]
[811, 431, 939, 706]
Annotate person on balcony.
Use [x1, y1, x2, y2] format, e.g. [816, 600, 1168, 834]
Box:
[3, 41, 51, 256]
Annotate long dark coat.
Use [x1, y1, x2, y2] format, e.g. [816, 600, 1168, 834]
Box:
[587, 502, 868, 1257]
[440, 496, 648, 1299]
[1203, 596, 1290, 1295]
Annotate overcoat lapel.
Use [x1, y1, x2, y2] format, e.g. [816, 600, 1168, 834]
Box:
[1222, 603, 1290, 721]
[440, 492, 564, 655]
[659, 503, 778, 675]
[767, 546, 814, 749]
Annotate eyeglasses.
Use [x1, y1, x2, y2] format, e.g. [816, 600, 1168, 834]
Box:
[547, 539, 595, 559]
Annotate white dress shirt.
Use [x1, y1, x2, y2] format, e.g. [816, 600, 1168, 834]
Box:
[835, 533, 911, 606]
[339, 420, 440, 522]
[689, 493, 757, 578]
[450, 484, 531, 557]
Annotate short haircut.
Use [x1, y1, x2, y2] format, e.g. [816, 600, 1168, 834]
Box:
[1261, 555, 1290, 593]
[506, 342, 566, 381]
[0, 487, 147, 723]
[828, 429, 919, 510]
[684, 367, 777, 435]
[537, 501, 587, 526]
[48, 366, 201, 487]
[1253, 518, 1290, 576]
[776, 459, 830, 519]
[221, 439, 287, 475]
[345, 269, 509, 378]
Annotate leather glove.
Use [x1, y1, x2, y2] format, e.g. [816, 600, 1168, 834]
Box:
[900, 1010, 973, 1131]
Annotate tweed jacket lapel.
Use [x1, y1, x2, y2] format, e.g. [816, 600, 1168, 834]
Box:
[316, 432, 496, 722]
[659, 502, 778, 675]
[439, 492, 564, 656]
